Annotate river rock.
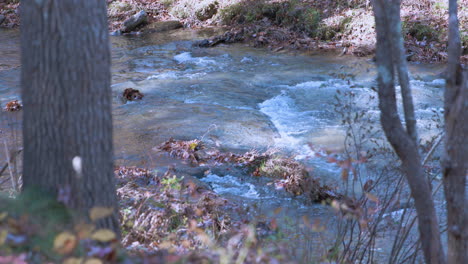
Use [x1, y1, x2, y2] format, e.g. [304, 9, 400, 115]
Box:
[0, 15, 5, 25]
[142, 20, 183, 34]
[180, 174, 213, 194]
[194, 29, 245, 48]
[195, 1, 219, 21]
[121, 10, 147, 33]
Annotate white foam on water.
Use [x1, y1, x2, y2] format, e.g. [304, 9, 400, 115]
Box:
[183, 98, 253, 110]
[430, 78, 445, 86]
[147, 71, 207, 80]
[258, 91, 319, 146]
[289, 80, 325, 89]
[241, 57, 254, 63]
[174, 52, 217, 66]
[147, 71, 179, 80]
[201, 174, 260, 199]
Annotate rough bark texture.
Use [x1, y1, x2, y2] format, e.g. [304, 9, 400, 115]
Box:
[372, 0, 445, 263]
[443, 0, 468, 263]
[20, 0, 120, 234]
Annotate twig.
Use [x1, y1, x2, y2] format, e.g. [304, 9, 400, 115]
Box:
[4, 140, 17, 192]
[0, 148, 22, 177]
[422, 133, 444, 166]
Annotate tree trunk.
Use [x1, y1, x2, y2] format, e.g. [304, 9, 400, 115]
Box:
[20, 0, 120, 234]
[372, 0, 445, 263]
[388, 1, 418, 143]
[443, 0, 468, 263]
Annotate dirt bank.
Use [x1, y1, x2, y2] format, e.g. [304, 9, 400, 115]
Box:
[1, 0, 467, 63]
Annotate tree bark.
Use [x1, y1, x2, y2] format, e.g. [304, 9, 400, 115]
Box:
[443, 0, 468, 263]
[372, 1, 445, 263]
[388, 1, 418, 143]
[20, 0, 120, 234]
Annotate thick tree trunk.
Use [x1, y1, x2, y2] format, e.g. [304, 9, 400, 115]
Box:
[20, 0, 120, 234]
[372, 0, 445, 263]
[443, 0, 468, 263]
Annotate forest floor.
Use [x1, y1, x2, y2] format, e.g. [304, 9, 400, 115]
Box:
[1, 0, 467, 63]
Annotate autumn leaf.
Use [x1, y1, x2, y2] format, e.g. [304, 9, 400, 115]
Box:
[91, 229, 116, 242]
[270, 218, 278, 230]
[89, 207, 114, 222]
[274, 207, 282, 215]
[365, 192, 379, 203]
[0, 212, 7, 222]
[189, 142, 198, 150]
[53, 232, 77, 255]
[84, 258, 103, 264]
[341, 169, 349, 181]
[359, 219, 369, 230]
[0, 230, 7, 246]
[63, 258, 83, 264]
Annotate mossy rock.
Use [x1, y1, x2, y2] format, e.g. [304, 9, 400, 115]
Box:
[404, 21, 438, 41]
[317, 25, 337, 40]
[143, 20, 183, 33]
[316, 15, 352, 40]
[195, 1, 219, 21]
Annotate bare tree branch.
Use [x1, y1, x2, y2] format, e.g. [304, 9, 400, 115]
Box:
[388, 0, 418, 143]
[372, 0, 446, 263]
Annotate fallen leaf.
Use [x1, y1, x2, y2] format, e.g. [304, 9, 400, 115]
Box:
[53, 232, 77, 255]
[63, 258, 83, 264]
[0, 212, 7, 221]
[84, 258, 103, 264]
[0, 230, 7, 246]
[91, 229, 116, 242]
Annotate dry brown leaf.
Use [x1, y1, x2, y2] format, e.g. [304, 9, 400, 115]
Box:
[53, 232, 77, 255]
[365, 192, 379, 203]
[0, 212, 8, 221]
[0, 230, 8, 246]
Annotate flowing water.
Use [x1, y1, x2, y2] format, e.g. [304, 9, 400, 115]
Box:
[0, 28, 446, 260]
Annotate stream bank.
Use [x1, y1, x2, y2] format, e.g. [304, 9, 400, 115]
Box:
[1, 0, 467, 63]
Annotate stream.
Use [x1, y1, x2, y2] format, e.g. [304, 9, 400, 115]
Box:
[0, 28, 445, 261]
